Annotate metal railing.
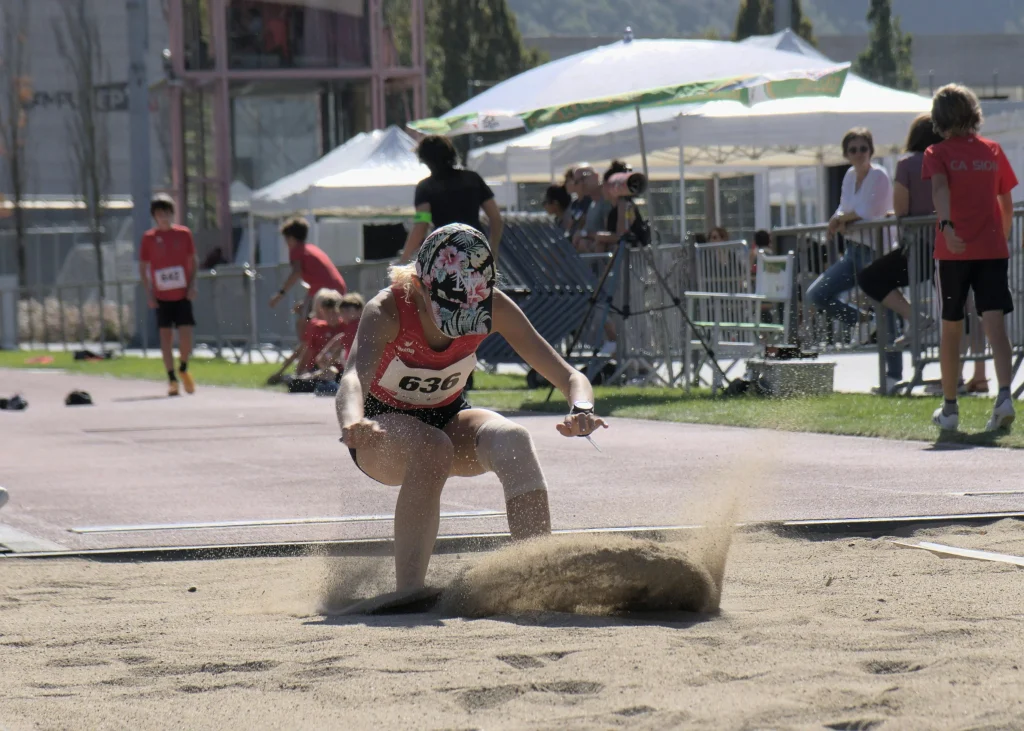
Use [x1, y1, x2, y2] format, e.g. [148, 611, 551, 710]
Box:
[0, 259, 394, 361]
[774, 211, 1024, 396]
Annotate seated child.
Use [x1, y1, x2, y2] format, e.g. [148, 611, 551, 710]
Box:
[266, 288, 346, 388]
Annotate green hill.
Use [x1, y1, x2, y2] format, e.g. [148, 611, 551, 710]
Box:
[507, 0, 1024, 38]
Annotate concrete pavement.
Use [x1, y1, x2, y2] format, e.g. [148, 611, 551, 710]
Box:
[1, 368, 1023, 553]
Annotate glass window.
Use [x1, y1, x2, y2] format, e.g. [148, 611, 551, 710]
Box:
[228, 0, 370, 70]
[232, 87, 321, 189]
[717, 176, 756, 243]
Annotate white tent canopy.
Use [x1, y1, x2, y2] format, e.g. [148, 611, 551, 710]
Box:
[250, 125, 430, 217]
[469, 31, 931, 182]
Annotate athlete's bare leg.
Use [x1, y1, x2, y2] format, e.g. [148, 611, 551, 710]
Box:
[178, 325, 193, 366]
[445, 409, 552, 540]
[353, 413, 454, 591]
[159, 328, 175, 374]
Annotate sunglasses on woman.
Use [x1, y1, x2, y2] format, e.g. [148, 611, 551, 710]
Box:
[847, 145, 871, 155]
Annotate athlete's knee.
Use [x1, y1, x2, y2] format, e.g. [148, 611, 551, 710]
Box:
[475, 420, 546, 502]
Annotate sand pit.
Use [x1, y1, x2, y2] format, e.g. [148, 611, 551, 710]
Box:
[3, 520, 1024, 730]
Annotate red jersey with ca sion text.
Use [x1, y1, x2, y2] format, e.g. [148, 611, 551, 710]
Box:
[922, 135, 1018, 260]
[140, 225, 196, 301]
[369, 287, 487, 409]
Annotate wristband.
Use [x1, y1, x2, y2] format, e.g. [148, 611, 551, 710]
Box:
[278, 288, 286, 296]
[414, 211, 432, 224]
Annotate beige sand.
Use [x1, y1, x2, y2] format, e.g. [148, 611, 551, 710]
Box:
[2, 521, 1024, 731]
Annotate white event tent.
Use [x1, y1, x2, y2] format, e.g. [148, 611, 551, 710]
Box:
[249, 125, 430, 218]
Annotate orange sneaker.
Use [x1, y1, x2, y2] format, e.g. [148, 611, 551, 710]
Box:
[180, 371, 195, 395]
[168, 380, 180, 397]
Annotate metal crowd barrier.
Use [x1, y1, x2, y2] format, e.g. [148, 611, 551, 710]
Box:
[773, 211, 1024, 395]
[476, 214, 597, 366]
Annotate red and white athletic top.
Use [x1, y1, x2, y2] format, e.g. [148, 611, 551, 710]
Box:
[369, 286, 487, 409]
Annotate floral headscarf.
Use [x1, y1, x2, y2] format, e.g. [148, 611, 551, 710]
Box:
[416, 223, 496, 338]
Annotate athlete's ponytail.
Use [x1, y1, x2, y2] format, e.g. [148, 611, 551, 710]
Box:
[388, 262, 418, 302]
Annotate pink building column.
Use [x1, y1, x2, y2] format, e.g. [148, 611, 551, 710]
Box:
[210, 0, 233, 254]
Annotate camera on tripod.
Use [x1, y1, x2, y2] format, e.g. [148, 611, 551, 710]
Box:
[605, 171, 648, 199]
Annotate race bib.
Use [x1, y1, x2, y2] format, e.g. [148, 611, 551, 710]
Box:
[376, 353, 476, 407]
[154, 266, 186, 292]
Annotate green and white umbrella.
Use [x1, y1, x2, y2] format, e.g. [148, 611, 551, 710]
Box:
[409, 37, 850, 137]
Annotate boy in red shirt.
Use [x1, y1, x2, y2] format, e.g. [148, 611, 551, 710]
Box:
[268, 217, 347, 339]
[139, 195, 199, 397]
[923, 84, 1018, 432]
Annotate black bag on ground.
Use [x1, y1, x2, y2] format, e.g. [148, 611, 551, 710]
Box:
[65, 390, 93, 406]
[0, 395, 28, 411]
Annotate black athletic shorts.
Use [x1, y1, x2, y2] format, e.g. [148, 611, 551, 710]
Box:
[937, 258, 1014, 321]
[857, 245, 935, 303]
[348, 392, 472, 476]
[156, 299, 196, 329]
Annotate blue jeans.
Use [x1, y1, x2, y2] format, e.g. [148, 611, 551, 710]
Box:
[806, 243, 902, 379]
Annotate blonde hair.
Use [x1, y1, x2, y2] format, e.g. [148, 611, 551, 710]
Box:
[931, 84, 983, 138]
[340, 292, 365, 308]
[313, 288, 343, 311]
[388, 263, 419, 301]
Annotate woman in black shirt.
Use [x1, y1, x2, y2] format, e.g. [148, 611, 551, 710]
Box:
[400, 135, 504, 262]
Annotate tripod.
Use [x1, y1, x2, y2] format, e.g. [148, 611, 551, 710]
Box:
[545, 234, 733, 402]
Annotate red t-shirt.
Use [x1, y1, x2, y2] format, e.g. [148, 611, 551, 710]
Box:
[369, 287, 486, 409]
[139, 225, 196, 301]
[336, 320, 359, 361]
[300, 319, 349, 371]
[922, 135, 1018, 260]
[289, 243, 347, 296]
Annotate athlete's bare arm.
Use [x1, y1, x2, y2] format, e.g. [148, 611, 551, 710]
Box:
[400, 204, 431, 263]
[337, 290, 399, 447]
[492, 290, 608, 437]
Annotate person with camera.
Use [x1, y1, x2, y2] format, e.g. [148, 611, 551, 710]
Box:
[339, 223, 608, 594]
[400, 135, 503, 263]
[598, 161, 650, 249]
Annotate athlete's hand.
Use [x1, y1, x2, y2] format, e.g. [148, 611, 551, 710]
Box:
[148, 295, 158, 309]
[341, 419, 385, 449]
[188, 285, 198, 301]
[945, 228, 967, 255]
[557, 412, 609, 438]
[269, 293, 283, 308]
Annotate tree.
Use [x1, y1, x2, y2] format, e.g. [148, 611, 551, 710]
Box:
[384, 0, 546, 118]
[0, 0, 32, 290]
[52, 0, 111, 313]
[733, 0, 816, 46]
[854, 0, 916, 91]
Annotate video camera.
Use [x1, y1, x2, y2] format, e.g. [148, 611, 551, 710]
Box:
[604, 171, 648, 199]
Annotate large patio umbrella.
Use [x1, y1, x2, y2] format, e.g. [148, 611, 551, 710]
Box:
[408, 35, 850, 139]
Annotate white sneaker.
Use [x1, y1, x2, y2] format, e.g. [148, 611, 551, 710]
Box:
[598, 341, 617, 357]
[986, 399, 1016, 432]
[932, 406, 959, 432]
[0, 487, 8, 510]
[871, 376, 900, 396]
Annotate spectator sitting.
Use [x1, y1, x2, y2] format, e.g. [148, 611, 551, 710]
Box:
[708, 226, 729, 243]
[314, 292, 365, 382]
[753, 229, 772, 274]
[542, 184, 573, 234]
[572, 164, 610, 253]
[806, 126, 893, 346]
[266, 288, 347, 388]
[856, 113, 944, 393]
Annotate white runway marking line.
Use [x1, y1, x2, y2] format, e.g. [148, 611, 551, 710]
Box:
[892, 540, 1024, 568]
[69, 509, 508, 534]
[0, 524, 68, 553]
[951, 490, 1024, 497]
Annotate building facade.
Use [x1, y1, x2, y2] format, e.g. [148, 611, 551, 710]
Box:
[0, 0, 426, 256]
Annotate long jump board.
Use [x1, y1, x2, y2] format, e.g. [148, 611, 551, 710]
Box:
[892, 540, 1024, 568]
